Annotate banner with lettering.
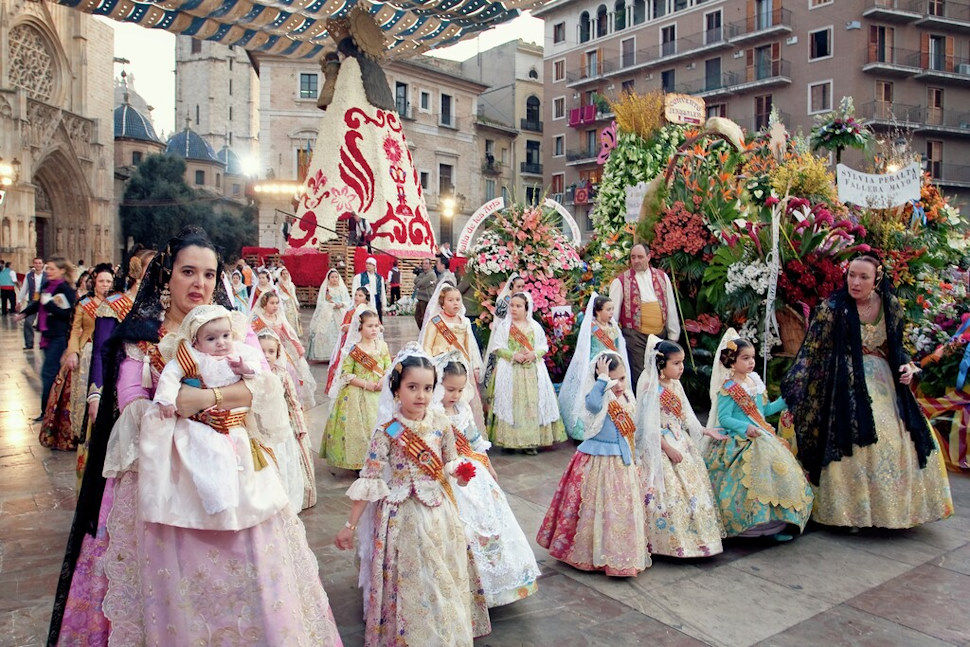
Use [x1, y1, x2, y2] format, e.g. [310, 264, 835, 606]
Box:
[836, 163, 921, 208]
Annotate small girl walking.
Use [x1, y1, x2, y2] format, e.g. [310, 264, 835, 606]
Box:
[484, 292, 564, 452]
[258, 328, 317, 511]
[307, 269, 350, 362]
[559, 293, 629, 440]
[324, 287, 370, 392]
[321, 307, 390, 471]
[705, 330, 814, 541]
[435, 352, 540, 607]
[637, 337, 725, 558]
[335, 344, 490, 646]
[537, 351, 649, 577]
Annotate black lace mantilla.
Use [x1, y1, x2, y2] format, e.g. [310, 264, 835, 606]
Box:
[780, 284, 935, 486]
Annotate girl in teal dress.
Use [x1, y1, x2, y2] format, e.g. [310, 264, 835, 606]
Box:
[704, 331, 814, 541]
[559, 293, 629, 440]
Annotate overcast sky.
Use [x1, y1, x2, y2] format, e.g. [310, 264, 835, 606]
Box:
[106, 13, 544, 138]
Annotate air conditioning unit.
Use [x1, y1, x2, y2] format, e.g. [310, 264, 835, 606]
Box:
[957, 63, 970, 74]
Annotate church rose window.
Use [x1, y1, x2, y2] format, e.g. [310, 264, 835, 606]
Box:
[8, 24, 55, 101]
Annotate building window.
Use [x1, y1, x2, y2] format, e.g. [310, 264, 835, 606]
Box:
[633, 0, 646, 24]
[232, 183, 241, 195]
[420, 91, 430, 111]
[554, 135, 564, 157]
[661, 25, 676, 57]
[526, 186, 541, 205]
[526, 96, 541, 123]
[755, 0, 774, 30]
[585, 129, 597, 155]
[440, 94, 453, 126]
[705, 10, 722, 44]
[706, 103, 726, 118]
[579, 11, 591, 42]
[552, 173, 565, 195]
[928, 0, 946, 15]
[229, 106, 233, 121]
[553, 59, 565, 82]
[485, 178, 496, 201]
[705, 57, 721, 91]
[621, 37, 635, 68]
[299, 73, 318, 99]
[439, 163, 454, 244]
[526, 140, 541, 165]
[553, 21, 566, 43]
[195, 169, 205, 185]
[216, 173, 221, 188]
[809, 81, 832, 114]
[132, 151, 142, 165]
[621, 79, 635, 92]
[420, 171, 430, 190]
[651, 0, 667, 20]
[755, 94, 772, 130]
[553, 96, 566, 119]
[810, 27, 832, 60]
[874, 80, 893, 118]
[229, 78, 233, 95]
[928, 34, 946, 71]
[614, 0, 626, 30]
[810, 0, 833, 6]
[585, 50, 599, 77]
[927, 86, 944, 124]
[596, 5, 609, 38]
[661, 69, 675, 93]
[191, 38, 201, 54]
[869, 26, 894, 63]
[195, 104, 200, 126]
[926, 140, 942, 179]
[395, 82, 409, 117]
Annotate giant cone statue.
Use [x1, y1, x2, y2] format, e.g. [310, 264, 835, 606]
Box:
[293, 9, 437, 258]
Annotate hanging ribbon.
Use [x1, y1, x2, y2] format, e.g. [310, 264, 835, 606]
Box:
[763, 198, 782, 378]
[909, 199, 927, 229]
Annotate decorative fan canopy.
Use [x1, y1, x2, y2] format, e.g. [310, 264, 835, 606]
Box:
[56, 0, 549, 59]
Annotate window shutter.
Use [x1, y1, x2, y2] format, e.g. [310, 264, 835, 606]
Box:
[945, 36, 954, 72]
[746, 0, 755, 32]
[868, 25, 877, 63]
[920, 32, 930, 69]
[746, 48, 754, 82]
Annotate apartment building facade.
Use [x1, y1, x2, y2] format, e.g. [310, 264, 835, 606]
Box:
[536, 0, 970, 231]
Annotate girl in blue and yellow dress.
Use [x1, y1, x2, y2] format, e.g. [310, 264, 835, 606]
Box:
[559, 293, 630, 440]
[705, 331, 814, 542]
[538, 351, 649, 577]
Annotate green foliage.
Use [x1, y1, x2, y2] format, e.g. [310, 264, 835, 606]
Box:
[120, 154, 256, 258]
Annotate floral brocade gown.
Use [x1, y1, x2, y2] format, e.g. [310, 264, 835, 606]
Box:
[813, 317, 953, 528]
[347, 410, 490, 645]
[646, 381, 724, 557]
[486, 328, 565, 449]
[321, 341, 391, 470]
[564, 320, 624, 441]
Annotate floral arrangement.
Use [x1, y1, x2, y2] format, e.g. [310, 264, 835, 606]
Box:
[809, 96, 872, 163]
[454, 461, 477, 482]
[385, 296, 416, 317]
[464, 202, 584, 379]
[905, 272, 970, 398]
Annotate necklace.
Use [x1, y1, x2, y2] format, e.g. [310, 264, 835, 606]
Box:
[858, 293, 878, 324]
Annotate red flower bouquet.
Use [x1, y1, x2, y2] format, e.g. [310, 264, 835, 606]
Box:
[454, 461, 477, 482]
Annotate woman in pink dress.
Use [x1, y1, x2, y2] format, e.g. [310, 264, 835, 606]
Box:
[48, 226, 341, 646]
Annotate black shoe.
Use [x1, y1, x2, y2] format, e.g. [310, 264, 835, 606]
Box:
[33, 415, 44, 422]
[23, 346, 33, 350]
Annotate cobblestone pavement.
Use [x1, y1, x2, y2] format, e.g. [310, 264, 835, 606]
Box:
[1, 311, 969, 646]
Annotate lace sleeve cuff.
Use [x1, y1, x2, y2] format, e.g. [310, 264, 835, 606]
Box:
[346, 477, 390, 502]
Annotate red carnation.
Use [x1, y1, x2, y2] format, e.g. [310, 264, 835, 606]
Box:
[455, 461, 477, 482]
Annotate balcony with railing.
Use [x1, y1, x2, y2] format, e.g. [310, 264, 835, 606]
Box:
[863, 0, 922, 21]
[734, 58, 792, 91]
[913, 52, 970, 83]
[674, 71, 742, 99]
[520, 161, 543, 175]
[859, 100, 970, 134]
[482, 156, 504, 176]
[727, 7, 793, 45]
[607, 27, 732, 77]
[862, 47, 921, 75]
[916, 0, 970, 32]
[520, 119, 543, 133]
[566, 57, 617, 87]
[565, 148, 599, 165]
[932, 163, 970, 187]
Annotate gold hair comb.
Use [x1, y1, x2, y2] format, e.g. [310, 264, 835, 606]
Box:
[725, 340, 738, 351]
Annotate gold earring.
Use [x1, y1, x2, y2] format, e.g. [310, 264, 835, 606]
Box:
[160, 285, 172, 310]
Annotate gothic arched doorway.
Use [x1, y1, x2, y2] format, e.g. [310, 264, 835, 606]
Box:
[32, 148, 91, 261]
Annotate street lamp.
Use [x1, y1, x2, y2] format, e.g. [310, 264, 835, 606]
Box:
[0, 157, 22, 187]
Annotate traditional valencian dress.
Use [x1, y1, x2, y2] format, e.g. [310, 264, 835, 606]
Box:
[705, 372, 814, 537]
[559, 292, 630, 440]
[276, 272, 304, 337]
[306, 270, 350, 361]
[484, 293, 565, 449]
[349, 403, 490, 645]
[435, 355, 539, 607]
[252, 303, 317, 409]
[642, 377, 724, 558]
[420, 282, 485, 415]
[40, 293, 102, 451]
[321, 309, 390, 470]
[782, 288, 953, 528]
[140, 308, 290, 530]
[538, 353, 649, 576]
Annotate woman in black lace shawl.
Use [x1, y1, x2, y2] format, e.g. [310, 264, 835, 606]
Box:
[781, 255, 952, 529]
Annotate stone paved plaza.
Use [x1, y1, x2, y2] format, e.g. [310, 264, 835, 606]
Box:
[1, 311, 969, 647]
